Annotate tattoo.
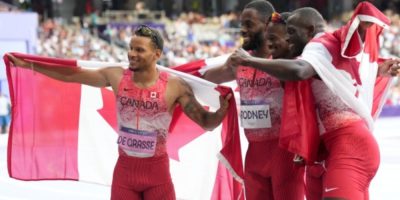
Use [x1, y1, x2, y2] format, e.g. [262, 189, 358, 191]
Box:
[183, 98, 201, 115]
[178, 78, 208, 124]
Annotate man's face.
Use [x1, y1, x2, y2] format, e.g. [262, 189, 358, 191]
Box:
[127, 35, 161, 71]
[240, 8, 267, 51]
[358, 21, 373, 42]
[267, 23, 290, 58]
[286, 15, 310, 57]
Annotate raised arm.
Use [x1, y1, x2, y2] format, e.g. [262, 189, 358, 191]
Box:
[170, 77, 231, 131]
[229, 48, 317, 81]
[6, 53, 115, 88]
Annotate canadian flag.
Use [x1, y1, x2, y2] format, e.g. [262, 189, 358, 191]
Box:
[280, 2, 393, 164]
[3, 53, 244, 200]
[299, 1, 392, 129]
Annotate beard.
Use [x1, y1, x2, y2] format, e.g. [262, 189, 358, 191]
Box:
[290, 41, 307, 57]
[242, 31, 264, 51]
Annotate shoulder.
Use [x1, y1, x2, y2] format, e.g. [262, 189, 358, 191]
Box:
[98, 66, 125, 79]
[302, 37, 339, 62]
[167, 75, 189, 89]
[306, 32, 340, 56]
[99, 67, 126, 88]
[166, 75, 194, 99]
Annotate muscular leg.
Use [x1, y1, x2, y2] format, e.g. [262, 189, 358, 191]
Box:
[244, 141, 273, 200]
[244, 171, 273, 200]
[111, 157, 141, 200]
[111, 154, 173, 200]
[305, 163, 325, 200]
[271, 146, 305, 200]
[321, 123, 380, 200]
[111, 185, 141, 200]
[143, 182, 175, 200]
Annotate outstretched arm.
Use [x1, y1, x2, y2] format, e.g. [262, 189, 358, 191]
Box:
[172, 77, 231, 131]
[6, 53, 113, 88]
[228, 48, 317, 81]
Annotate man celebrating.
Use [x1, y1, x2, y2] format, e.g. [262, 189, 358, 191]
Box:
[202, 1, 305, 199]
[7, 25, 231, 200]
[228, 2, 400, 200]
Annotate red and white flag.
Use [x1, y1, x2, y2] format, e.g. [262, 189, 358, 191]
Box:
[298, 1, 392, 130]
[278, 2, 393, 164]
[3, 53, 244, 200]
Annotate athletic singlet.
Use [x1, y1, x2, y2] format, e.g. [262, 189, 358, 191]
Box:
[236, 66, 284, 142]
[116, 69, 172, 158]
[311, 78, 363, 135]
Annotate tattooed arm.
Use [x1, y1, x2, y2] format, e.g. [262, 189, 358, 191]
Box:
[169, 77, 231, 131]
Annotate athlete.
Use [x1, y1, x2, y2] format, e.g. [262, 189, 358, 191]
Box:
[203, 1, 304, 199]
[7, 25, 231, 200]
[226, 4, 400, 200]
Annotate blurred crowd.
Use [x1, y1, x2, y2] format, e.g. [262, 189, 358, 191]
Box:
[36, 11, 242, 66]
[383, 10, 400, 105]
[6, 7, 400, 106]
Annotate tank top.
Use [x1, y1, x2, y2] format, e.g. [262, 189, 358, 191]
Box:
[311, 78, 363, 135]
[116, 69, 172, 158]
[236, 66, 284, 142]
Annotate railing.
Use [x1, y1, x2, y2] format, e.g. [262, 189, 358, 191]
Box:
[102, 10, 166, 23]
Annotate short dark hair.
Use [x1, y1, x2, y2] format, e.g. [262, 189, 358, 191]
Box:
[134, 25, 164, 50]
[244, 0, 275, 21]
[291, 7, 325, 26]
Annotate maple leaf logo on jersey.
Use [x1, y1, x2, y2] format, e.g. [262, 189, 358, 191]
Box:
[150, 92, 159, 99]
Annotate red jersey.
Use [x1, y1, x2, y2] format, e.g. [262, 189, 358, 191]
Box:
[236, 66, 284, 142]
[311, 78, 363, 134]
[116, 69, 172, 157]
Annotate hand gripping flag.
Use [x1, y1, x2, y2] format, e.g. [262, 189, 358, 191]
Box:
[3, 52, 244, 200]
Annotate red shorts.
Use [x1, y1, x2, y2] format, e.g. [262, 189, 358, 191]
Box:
[111, 154, 175, 200]
[306, 121, 380, 200]
[244, 139, 305, 200]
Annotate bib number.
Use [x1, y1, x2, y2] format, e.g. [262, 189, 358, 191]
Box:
[117, 126, 157, 157]
[240, 105, 271, 129]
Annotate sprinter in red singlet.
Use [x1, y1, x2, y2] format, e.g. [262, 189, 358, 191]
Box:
[225, 5, 400, 200]
[202, 1, 305, 199]
[7, 25, 231, 200]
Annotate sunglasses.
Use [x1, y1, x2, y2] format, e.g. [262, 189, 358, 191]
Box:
[136, 25, 154, 36]
[270, 12, 286, 24]
[135, 25, 161, 49]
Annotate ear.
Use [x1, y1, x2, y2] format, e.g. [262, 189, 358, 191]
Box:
[154, 48, 162, 59]
[306, 24, 316, 38]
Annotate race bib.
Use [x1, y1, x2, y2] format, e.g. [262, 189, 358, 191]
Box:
[117, 126, 157, 157]
[240, 104, 271, 129]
